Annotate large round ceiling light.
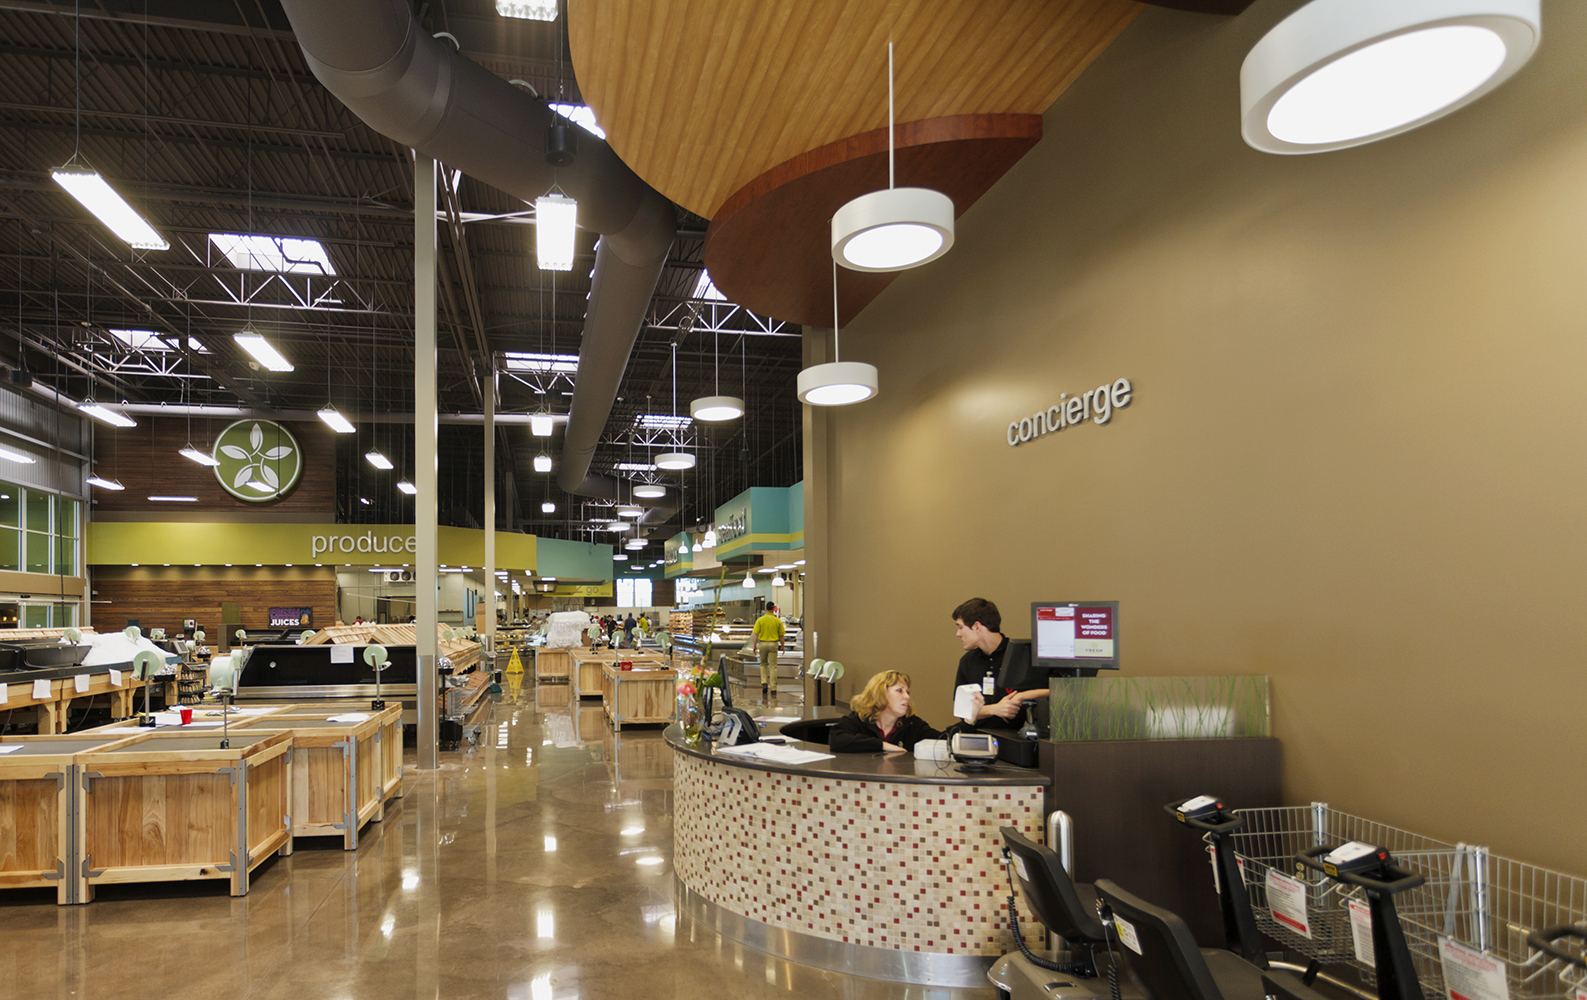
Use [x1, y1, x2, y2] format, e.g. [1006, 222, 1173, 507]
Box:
[617, 505, 645, 519]
[797, 361, 879, 406]
[633, 483, 667, 498]
[690, 396, 744, 422]
[655, 453, 695, 470]
[1241, 0, 1540, 154]
[831, 187, 955, 272]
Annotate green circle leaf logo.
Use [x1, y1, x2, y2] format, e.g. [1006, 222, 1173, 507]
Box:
[213, 419, 302, 502]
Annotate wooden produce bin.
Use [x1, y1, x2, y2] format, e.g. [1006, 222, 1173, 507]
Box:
[0, 735, 138, 904]
[601, 664, 677, 732]
[2, 674, 148, 735]
[262, 704, 403, 804]
[571, 651, 606, 699]
[75, 730, 293, 900]
[245, 710, 392, 849]
[535, 647, 573, 683]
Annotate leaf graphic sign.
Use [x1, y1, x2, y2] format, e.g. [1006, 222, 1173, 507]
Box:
[212, 419, 303, 502]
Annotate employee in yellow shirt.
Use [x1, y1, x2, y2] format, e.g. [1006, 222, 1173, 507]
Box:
[753, 604, 786, 704]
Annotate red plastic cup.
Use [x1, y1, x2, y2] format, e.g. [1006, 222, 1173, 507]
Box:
[179, 707, 193, 725]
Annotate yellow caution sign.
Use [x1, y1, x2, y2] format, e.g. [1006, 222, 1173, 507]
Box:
[506, 647, 525, 675]
[505, 646, 526, 698]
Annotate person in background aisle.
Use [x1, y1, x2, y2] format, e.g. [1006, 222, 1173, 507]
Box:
[623, 613, 637, 648]
[605, 616, 617, 647]
[951, 597, 1047, 730]
[830, 671, 942, 753]
[752, 603, 785, 704]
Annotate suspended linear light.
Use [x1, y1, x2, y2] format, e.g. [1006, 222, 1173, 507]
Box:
[535, 193, 577, 271]
[179, 444, 220, 467]
[633, 483, 666, 499]
[1241, 0, 1540, 155]
[831, 44, 954, 272]
[51, 165, 169, 250]
[617, 505, 644, 518]
[397, 481, 417, 495]
[654, 453, 695, 471]
[79, 402, 137, 428]
[496, 0, 556, 20]
[317, 407, 356, 433]
[86, 475, 125, 491]
[234, 328, 294, 372]
[148, 495, 197, 502]
[365, 450, 394, 470]
[247, 480, 275, 493]
[533, 453, 552, 473]
[530, 414, 555, 436]
[690, 396, 743, 422]
[541, 500, 556, 513]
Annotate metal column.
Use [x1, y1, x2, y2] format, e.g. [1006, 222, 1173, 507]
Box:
[415, 155, 440, 771]
[484, 367, 496, 657]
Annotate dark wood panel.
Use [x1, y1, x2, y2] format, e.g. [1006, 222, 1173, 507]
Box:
[705, 114, 1042, 327]
[91, 572, 337, 636]
[89, 416, 334, 516]
[1142, 0, 1255, 12]
[1040, 738, 1282, 947]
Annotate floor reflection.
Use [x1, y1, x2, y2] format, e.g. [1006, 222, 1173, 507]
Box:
[0, 681, 989, 1000]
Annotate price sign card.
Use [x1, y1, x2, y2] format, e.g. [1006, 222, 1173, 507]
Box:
[1265, 870, 1313, 938]
[1348, 900, 1375, 967]
[109, 669, 123, 687]
[73, 674, 89, 694]
[1439, 937, 1511, 1000]
[32, 679, 51, 700]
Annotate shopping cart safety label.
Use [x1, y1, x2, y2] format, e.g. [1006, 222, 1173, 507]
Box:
[1012, 854, 1030, 883]
[1347, 899, 1374, 967]
[1439, 936, 1510, 1000]
[1266, 870, 1313, 938]
[1114, 915, 1143, 955]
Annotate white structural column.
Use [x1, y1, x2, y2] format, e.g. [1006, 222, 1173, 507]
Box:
[484, 366, 496, 657]
[415, 155, 440, 770]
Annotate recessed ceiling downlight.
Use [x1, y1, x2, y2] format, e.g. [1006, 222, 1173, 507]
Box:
[797, 361, 879, 406]
[1241, 0, 1540, 155]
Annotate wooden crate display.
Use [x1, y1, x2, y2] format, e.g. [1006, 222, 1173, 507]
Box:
[534, 648, 573, 682]
[0, 735, 138, 904]
[571, 651, 668, 699]
[245, 709, 392, 849]
[601, 664, 677, 732]
[2, 673, 149, 735]
[75, 730, 293, 900]
[78, 703, 293, 737]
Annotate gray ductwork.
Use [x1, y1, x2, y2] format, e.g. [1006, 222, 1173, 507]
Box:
[277, 0, 675, 502]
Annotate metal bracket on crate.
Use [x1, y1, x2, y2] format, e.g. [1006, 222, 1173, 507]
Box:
[215, 850, 237, 874]
[216, 766, 238, 787]
[45, 770, 64, 792]
[44, 859, 64, 881]
[284, 814, 291, 829]
[332, 811, 349, 831]
[80, 770, 102, 792]
[82, 855, 104, 879]
[333, 740, 350, 759]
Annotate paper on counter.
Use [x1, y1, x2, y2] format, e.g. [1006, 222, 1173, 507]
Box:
[0, 744, 24, 755]
[74, 674, 90, 694]
[109, 669, 123, 687]
[330, 645, 355, 664]
[715, 743, 834, 765]
[327, 713, 370, 722]
[32, 679, 51, 700]
[753, 716, 801, 724]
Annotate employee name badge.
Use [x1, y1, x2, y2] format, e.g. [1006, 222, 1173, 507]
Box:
[982, 674, 995, 696]
[1348, 900, 1375, 967]
[1439, 937, 1511, 1000]
[1113, 914, 1143, 955]
[1265, 870, 1313, 939]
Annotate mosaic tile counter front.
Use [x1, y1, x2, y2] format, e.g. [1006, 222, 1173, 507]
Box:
[672, 751, 1045, 955]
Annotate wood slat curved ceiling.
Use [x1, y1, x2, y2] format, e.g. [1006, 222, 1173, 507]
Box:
[569, 0, 1143, 220]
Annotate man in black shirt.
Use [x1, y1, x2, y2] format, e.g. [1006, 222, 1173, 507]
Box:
[952, 597, 1048, 730]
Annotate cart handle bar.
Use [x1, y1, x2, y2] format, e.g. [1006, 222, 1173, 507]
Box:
[1526, 927, 1587, 969]
[1295, 845, 1426, 895]
[1162, 800, 1245, 835]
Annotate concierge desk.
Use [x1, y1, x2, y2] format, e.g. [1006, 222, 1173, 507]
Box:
[665, 720, 1048, 987]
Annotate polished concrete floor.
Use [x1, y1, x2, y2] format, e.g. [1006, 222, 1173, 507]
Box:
[0, 681, 979, 1000]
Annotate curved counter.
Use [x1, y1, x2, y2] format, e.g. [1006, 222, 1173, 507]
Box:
[666, 719, 1048, 986]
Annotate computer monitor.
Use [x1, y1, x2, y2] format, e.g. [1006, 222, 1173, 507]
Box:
[1031, 601, 1120, 676]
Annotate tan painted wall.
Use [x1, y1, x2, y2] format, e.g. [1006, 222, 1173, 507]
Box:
[807, 0, 1587, 875]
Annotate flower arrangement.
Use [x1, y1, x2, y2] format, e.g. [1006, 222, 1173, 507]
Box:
[676, 659, 722, 746]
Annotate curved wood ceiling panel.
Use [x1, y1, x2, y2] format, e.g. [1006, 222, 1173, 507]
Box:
[569, 0, 1142, 219]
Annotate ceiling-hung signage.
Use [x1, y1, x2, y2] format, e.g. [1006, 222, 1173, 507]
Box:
[213, 419, 304, 501]
[1007, 378, 1132, 448]
[717, 511, 748, 544]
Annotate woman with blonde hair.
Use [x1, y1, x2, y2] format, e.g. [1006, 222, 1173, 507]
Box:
[829, 670, 942, 753]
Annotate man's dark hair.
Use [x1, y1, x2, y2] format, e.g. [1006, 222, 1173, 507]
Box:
[952, 598, 1000, 633]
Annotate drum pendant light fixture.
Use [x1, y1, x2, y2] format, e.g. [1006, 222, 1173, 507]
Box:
[690, 329, 743, 422]
[798, 262, 879, 406]
[1241, 0, 1540, 154]
[831, 43, 954, 272]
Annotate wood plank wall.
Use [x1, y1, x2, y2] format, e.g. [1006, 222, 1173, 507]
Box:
[90, 417, 334, 516]
[90, 567, 337, 634]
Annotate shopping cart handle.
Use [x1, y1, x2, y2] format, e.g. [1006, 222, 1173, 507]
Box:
[1525, 926, 1587, 969]
[1296, 845, 1425, 894]
[1163, 800, 1244, 834]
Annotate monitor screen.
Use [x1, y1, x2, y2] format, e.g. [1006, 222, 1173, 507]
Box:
[1031, 601, 1120, 674]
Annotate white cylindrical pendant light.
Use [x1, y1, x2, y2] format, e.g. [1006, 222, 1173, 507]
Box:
[533, 453, 552, 473]
[690, 395, 743, 422]
[529, 414, 554, 436]
[617, 505, 644, 518]
[798, 361, 879, 406]
[541, 500, 555, 513]
[655, 452, 695, 470]
[535, 192, 577, 270]
[633, 483, 667, 498]
[743, 571, 755, 588]
[1241, 0, 1540, 154]
[831, 187, 955, 272]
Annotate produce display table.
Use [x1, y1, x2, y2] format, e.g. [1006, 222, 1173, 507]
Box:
[2, 673, 149, 734]
[571, 651, 667, 699]
[246, 707, 397, 849]
[0, 734, 138, 904]
[534, 648, 573, 683]
[600, 664, 676, 732]
[74, 729, 293, 900]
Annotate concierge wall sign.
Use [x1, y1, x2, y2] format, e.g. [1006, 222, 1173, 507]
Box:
[1006, 377, 1132, 447]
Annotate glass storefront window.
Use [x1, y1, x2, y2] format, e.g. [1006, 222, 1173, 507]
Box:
[25, 490, 50, 533]
[3, 489, 84, 577]
[25, 531, 49, 574]
[51, 604, 75, 627]
[22, 604, 47, 628]
[0, 483, 18, 527]
[54, 535, 76, 577]
[59, 498, 78, 537]
[0, 528, 17, 572]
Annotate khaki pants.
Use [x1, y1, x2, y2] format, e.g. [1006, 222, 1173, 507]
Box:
[757, 640, 779, 686]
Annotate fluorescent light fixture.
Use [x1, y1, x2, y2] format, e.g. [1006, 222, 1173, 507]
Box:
[655, 452, 695, 470]
[794, 559, 806, 565]
[149, 495, 198, 502]
[317, 407, 356, 433]
[497, 0, 557, 21]
[179, 444, 220, 467]
[365, 450, 394, 470]
[776, 564, 796, 570]
[209, 233, 334, 275]
[51, 165, 168, 250]
[617, 505, 644, 519]
[533, 454, 552, 473]
[397, 481, 417, 495]
[248, 480, 275, 493]
[541, 500, 556, 513]
[798, 361, 879, 406]
[633, 484, 666, 499]
[639, 414, 691, 430]
[530, 414, 555, 436]
[359, 497, 371, 505]
[548, 103, 604, 139]
[693, 270, 727, 302]
[79, 402, 138, 428]
[757, 567, 777, 573]
[614, 554, 628, 561]
[505, 352, 579, 374]
[690, 395, 743, 422]
[535, 193, 577, 271]
[615, 462, 655, 472]
[833, 187, 954, 272]
[87, 475, 125, 490]
[234, 329, 294, 372]
[1241, 0, 1540, 154]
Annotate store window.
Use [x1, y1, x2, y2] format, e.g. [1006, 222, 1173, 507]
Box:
[0, 485, 18, 572]
[0, 481, 82, 576]
[616, 578, 653, 609]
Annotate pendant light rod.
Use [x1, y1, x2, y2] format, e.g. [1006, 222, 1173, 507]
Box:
[888, 41, 895, 191]
[832, 259, 841, 363]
